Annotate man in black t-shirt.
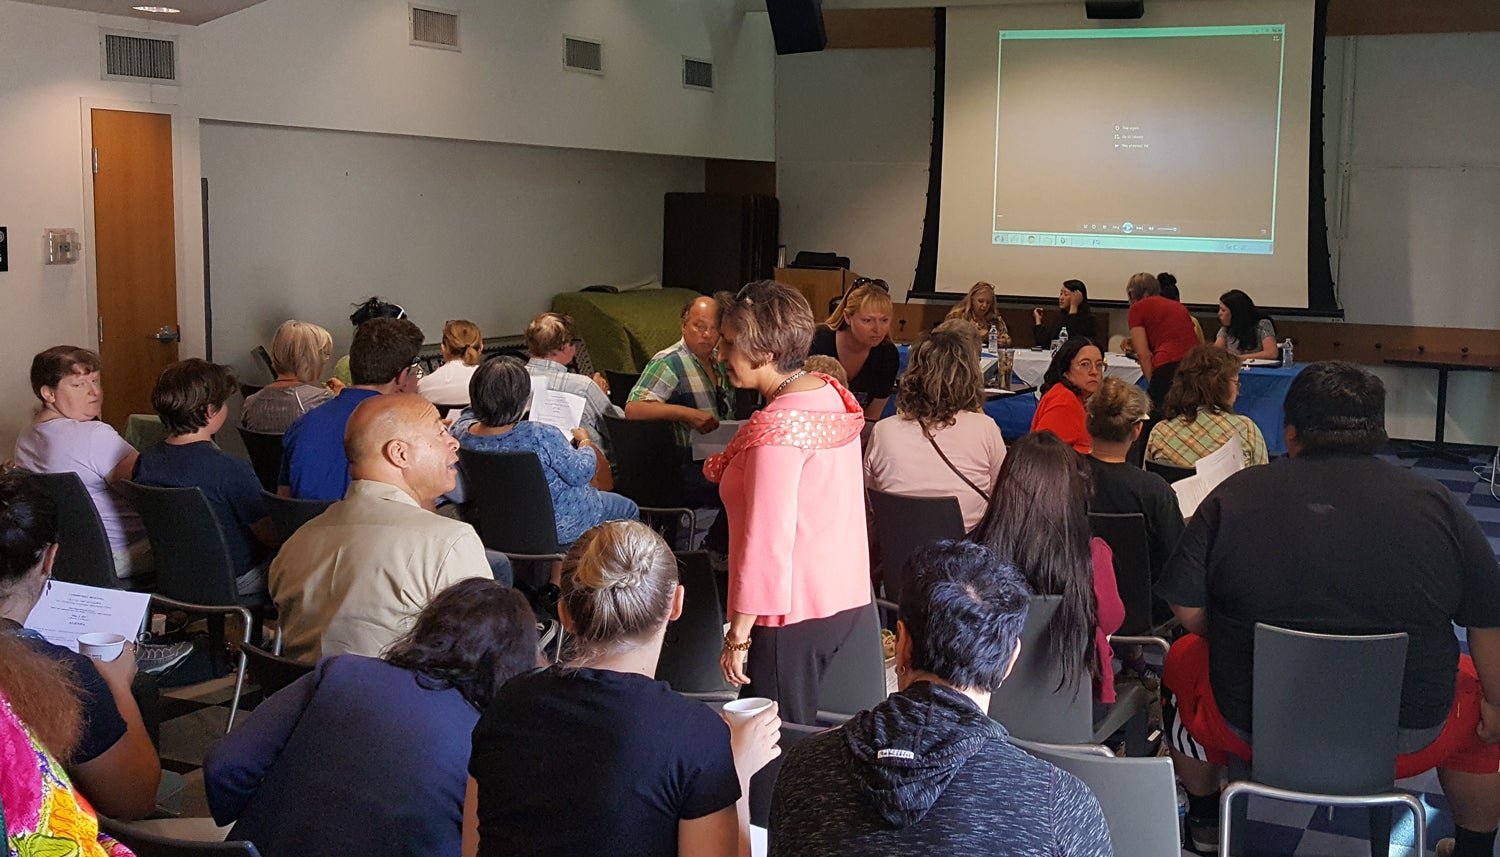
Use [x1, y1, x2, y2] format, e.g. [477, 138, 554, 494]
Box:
[1157, 362, 1500, 857]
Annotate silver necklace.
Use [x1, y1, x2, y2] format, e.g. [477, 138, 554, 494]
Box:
[770, 369, 807, 400]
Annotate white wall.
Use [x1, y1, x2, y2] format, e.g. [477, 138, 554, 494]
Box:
[775, 32, 1500, 446]
[186, 0, 775, 161]
[0, 1, 202, 454]
[201, 121, 703, 380]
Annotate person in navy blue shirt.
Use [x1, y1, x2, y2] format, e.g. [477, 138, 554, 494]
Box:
[279, 317, 425, 501]
[135, 359, 280, 594]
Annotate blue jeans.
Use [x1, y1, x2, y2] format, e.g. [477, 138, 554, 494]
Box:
[597, 491, 640, 524]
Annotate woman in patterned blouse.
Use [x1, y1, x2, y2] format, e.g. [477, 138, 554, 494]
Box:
[1146, 344, 1268, 469]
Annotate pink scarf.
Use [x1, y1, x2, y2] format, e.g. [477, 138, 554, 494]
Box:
[703, 373, 865, 483]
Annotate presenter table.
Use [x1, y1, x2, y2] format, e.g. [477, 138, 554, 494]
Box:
[1383, 349, 1500, 460]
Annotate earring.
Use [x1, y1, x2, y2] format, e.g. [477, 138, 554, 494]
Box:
[894, 665, 907, 676]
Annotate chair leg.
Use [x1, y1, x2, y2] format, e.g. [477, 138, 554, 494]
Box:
[225, 648, 248, 732]
[1124, 705, 1150, 757]
[1368, 805, 1392, 857]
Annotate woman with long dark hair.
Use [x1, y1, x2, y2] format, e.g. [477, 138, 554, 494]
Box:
[1030, 336, 1105, 454]
[974, 431, 1125, 703]
[1213, 289, 1278, 360]
[1032, 279, 1099, 348]
[205, 578, 538, 857]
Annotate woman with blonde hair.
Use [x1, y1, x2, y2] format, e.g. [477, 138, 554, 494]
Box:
[465, 521, 781, 857]
[865, 321, 1006, 533]
[1085, 377, 1183, 587]
[945, 281, 1010, 345]
[809, 277, 898, 419]
[1147, 344, 1268, 468]
[242, 320, 337, 433]
[419, 319, 484, 408]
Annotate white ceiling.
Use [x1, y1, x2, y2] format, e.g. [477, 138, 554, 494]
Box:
[8, 0, 271, 26]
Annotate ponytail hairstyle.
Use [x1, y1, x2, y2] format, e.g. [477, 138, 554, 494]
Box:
[1085, 376, 1150, 443]
[442, 319, 484, 366]
[1219, 289, 1264, 353]
[559, 520, 679, 664]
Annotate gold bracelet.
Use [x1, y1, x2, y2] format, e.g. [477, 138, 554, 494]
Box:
[723, 636, 751, 652]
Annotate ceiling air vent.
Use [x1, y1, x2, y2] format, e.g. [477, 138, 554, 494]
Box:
[410, 5, 459, 51]
[683, 57, 714, 91]
[563, 36, 604, 74]
[100, 30, 177, 84]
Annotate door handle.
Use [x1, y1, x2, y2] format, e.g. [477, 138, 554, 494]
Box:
[152, 325, 181, 343]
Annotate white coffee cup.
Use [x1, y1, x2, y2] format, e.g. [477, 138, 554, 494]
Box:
[723, 697, 774, 722]
[77, 632, 128, 662]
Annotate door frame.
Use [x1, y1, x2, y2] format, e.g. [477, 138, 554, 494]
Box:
[78, 98, 206, 362]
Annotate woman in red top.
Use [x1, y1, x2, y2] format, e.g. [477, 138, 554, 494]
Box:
[1030, 337, 1104, 454]
[1125, 272, 1200, 409]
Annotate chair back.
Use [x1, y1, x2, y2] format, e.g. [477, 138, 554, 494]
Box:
[815, 598, 887, 723]
[30, 471, 120, 588]
[604, 415, 689, 509]
[122, 482, 240, 606]
[867, 489, 965, 606]
[1016, 740, 1181, 857]
[749, 721, 826, 827]
[1144, 460, 1195, 484]
[99, 817, 262, 857]
[603, 370, 640, 410]
[657, 551, 732, 695]
[243, 642, 314, 698]
[236, 428, 284, 493]
[457, 449, 563, 556]
[1251, 623, 1408, 795]
[262, 490, 333, 542]
[1088, 513, 1153, 635]
[986, 596, 1094, 744]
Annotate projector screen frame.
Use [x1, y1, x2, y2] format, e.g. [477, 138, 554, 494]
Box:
[910, 0, 1339, 318]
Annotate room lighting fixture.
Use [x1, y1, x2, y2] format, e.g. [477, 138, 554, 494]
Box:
[132, 5, 181, 12]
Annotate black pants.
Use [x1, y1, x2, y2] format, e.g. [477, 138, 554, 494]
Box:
[1146, 360, 1181, 415]
[743, 606, 863, 725]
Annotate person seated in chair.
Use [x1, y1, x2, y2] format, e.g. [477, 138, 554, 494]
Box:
[0, 469, 163, 820]
[280, 316, 425, 501]
[523, 311, 618, 460]
[625, 296, 733, 451]
[1145, 344, 1267, 470]
[1159, 362, 1500, 856]
[419, 319, 484, 409]
[453, 357, 638, 547]
[270, 394, 494, 661]
[768, 540, 1112, 856]
[242, 320, 336, 434]
[135, 358, 280, 595]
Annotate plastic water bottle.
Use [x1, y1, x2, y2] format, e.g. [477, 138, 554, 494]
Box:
[1280, 338, 1294, 367]
[1054, 326, 1068, 354]
[1177, 784, 1189, 846]
[987, 324, 999, 354]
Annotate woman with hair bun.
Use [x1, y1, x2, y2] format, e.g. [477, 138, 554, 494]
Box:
[465, 520, 782, 857]
[419, 319, 485, 408]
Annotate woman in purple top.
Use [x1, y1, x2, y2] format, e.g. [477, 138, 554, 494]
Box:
[12, 346, 148, 578]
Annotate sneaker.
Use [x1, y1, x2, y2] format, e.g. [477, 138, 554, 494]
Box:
[1184, 813, 1220, 854]
[136, 641, 194, 676]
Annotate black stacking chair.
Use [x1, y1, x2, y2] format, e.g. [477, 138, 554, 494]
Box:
[603, 370, 640, 410]
[604, 415, 699, 546]
[748, 722, 827, 828]
[1089, 512, 1175, 637]
[656, 551, 734, 699]
[261, 490, 333, 542]
[814, 598, 887, 725]
[867, 489, 964, 615]
[243, 641, 314, 700]
[237, 428, 285, 493]
[457, 449, 566, 587]
[122, 482, 267, 731]
[1144, 459, 1195, 484]
[30, 471, 122, 589]
[100, 817, 262, 856]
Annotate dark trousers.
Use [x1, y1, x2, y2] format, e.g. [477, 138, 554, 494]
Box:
[1146, 360, 1181, 415]
[743, 606, 863, 725]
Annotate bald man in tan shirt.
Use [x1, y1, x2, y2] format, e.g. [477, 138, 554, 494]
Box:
[269, 394, 493, 661]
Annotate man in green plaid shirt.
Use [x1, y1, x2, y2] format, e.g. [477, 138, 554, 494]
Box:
[624, 296, 733, 450]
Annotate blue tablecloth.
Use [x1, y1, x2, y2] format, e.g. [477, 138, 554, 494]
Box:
[887, 346, 1302, 452]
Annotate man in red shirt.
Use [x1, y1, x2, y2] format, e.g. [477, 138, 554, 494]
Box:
[1125, 272, 1200, 408]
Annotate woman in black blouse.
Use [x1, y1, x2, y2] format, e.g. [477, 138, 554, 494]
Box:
[809, 277, 899, 419]
[1032, 279, 1100, 348]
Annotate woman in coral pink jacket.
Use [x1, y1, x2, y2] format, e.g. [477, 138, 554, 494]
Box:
[706, 281, 873, 725]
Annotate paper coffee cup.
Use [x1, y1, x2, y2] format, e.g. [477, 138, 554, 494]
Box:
[77, 632, 127, 662]
[723, 697, 774, 722]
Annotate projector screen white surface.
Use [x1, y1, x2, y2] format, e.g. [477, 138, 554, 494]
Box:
[938, 0, 1316, 308]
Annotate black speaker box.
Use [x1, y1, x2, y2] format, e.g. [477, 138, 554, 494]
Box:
[767, 0, 827, 55]
[1086, 0, 1145, 19]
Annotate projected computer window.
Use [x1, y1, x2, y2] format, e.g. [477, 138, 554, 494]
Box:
[991, 25, 1286, 256]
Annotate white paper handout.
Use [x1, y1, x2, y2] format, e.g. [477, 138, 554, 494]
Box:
[530, 388, 588, 438]
[1170, 440, 1246, 518]
[691, 420, 748, 461]
[25, 581, 151, 653]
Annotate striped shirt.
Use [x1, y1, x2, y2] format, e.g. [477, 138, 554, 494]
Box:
[626, 339, 732, 449]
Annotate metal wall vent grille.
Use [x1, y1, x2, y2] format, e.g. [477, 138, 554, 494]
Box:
[101, 31, 177, 83]
[564, 37, 604, 74]
[411, 6, 459, 50]
[683, 57, 714, 90]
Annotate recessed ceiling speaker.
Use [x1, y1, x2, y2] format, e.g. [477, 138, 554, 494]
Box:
[767, 0, 827, 55]
[1086, 0, 1145, 19]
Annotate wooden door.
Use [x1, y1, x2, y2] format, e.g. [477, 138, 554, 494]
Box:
[91, 109, 179, 429]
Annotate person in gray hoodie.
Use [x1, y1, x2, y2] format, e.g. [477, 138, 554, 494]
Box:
[768, 540, 1113, 856]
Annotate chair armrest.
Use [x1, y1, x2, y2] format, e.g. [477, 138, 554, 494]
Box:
[1108, 634, 1171, 660]
[148, 595, 254, 645]
[1007, 736, 1117, 758]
